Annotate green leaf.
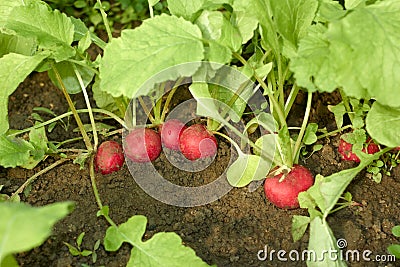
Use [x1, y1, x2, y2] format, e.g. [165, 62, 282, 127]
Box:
[392, 225, 400, 237]
[277, 125, 293, 167]
[307, 217, 347, 267]
[231, 1, 259, 44]
[77, 232, 85, 247]
[97, 205, 109, 217]
[306, 174, 327, 213]
[104, 215, 210, 266]
[0, 254, 18, 267]
[227, 154, 270, 187]
[303, 123, 318, 145]
[290, 24, 338, 93]
[22, 125, 49, 169]
[388, 244, 400, 259]
[307, 151, 385, 217]
[48, 61, 95, 94]
[270, 0, 318, 47]
[100, 14, 204, 98]
[80, 250, 93, 257]
[91, 77, 119, 114]
[190, 64, 258, 124]
[0, 202, 74, 263]
[77, 31, 92, 54]
[328, 102, 346, 128]
[195, 10, 241, 52]
[298, 191, 316, 210]
[345, 0, 366, 9]
[94, 239, 101, 250]
[0, 0, 33, 28]
[5, 1, 75, 61]
[291, 215, 310, 242]
[167, 0, 205, 21]
[189, 83, 225, 123]
[0, 135, 34, 168]
[366, 102, 400, 147]
[255, 63, 273, 78]
[233, 0, 279, 54]
[316, 0, 347, 22]
[64, 242, 81, 256]
[206, 41, 232, 64]
[292, 1, 400, 107]
[246, 112, 277, 134]
[0, 33, 36, 57]
[70, 17, 106, 49]
[0, 53, 48, 133]
[253, 134, 279, 163]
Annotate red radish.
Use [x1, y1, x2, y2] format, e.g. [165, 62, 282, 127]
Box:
[160, 119, 187, 150]
[124, 128, 161, 163]
[179, 124, 217, 161]
[264, 165, 314, 209]
[338, 138, 379, 162]
[95, 141, 124, 175]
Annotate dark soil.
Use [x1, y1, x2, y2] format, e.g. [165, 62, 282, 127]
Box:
[1, 72, 399, 267]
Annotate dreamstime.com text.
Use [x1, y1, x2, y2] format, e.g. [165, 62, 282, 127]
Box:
[257, 239, 396, 263]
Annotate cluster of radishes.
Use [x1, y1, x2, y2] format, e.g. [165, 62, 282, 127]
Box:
[94, 120, 396, 210]
[94, 120, 217, 175]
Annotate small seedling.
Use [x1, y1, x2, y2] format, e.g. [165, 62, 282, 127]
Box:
[64, 232, 100, 263]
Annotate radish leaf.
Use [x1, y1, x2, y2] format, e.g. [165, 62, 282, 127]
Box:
[104, 215, 212, 267]
[227, 154, 270, 187]
[5, 1, 75, 61]
[166, 0, 205, 21]
[0, 53, 48, 133]
[270, 0, 318, 48]
[195, 10, 242, 52]
[0, 33, 36, 57]
[48, 61, 95, 94]
[0, 202, 74, 264]
[0, 135, 34, 168]
[366, 102, 400, 148]
[100, 15, 204, 98]
[291, 215, 310, 242]
[292, 1, 400, 107]
[307, 217, 347, 267]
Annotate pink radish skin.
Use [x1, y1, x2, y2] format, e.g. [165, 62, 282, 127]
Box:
[95, 141, 124, 175]
[124, 128, 161, 163]
[160, 119, 187, 150]
[264, 165, 314, 209]
[338, 138, 379, 163]
[179, 124, 217, 161]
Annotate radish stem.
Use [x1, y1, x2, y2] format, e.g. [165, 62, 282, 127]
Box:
[9, 108, 127, 137]
[293, 92, 313, 163]
[95, 0, 113, 41]
[51, 63, 93, 151]
[73, 64, 98, 149]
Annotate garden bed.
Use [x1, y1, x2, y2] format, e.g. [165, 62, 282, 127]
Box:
[1, 72, 398, 267]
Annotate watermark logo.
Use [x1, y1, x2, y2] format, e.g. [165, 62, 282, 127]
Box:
[122, 62, 275, 207]
[257, 238, 396, 263]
